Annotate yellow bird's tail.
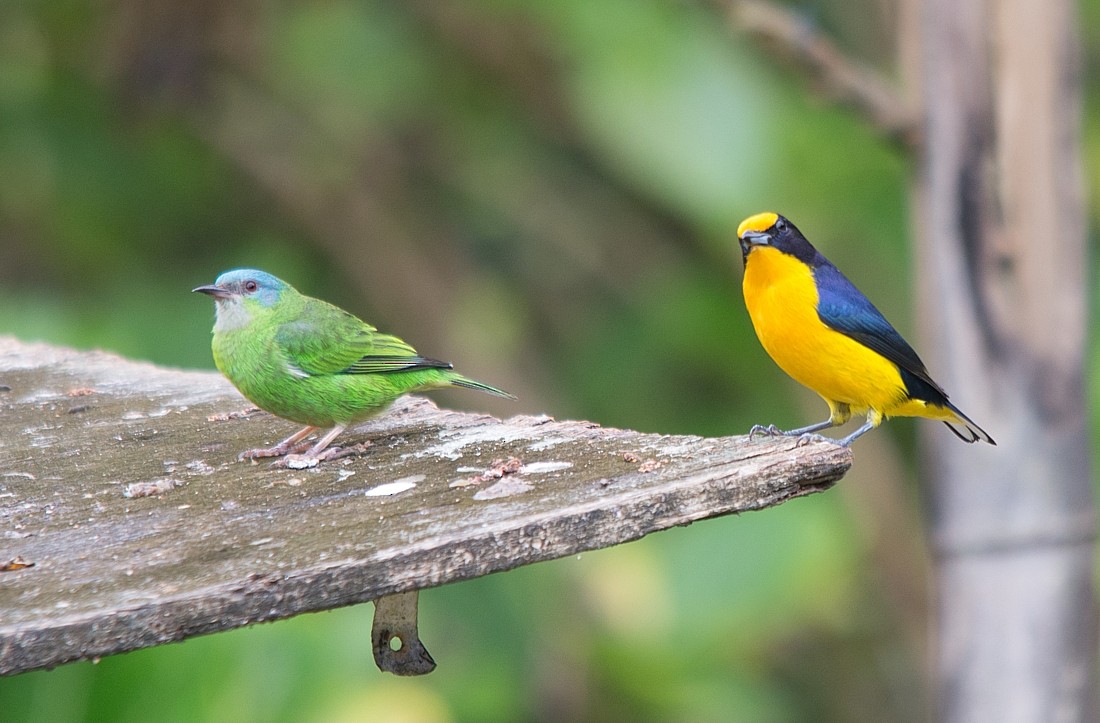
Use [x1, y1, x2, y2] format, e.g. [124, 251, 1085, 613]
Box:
[941, 402, 996, 445]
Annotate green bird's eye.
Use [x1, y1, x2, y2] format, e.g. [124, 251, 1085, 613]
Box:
[244, 280, 259, 293]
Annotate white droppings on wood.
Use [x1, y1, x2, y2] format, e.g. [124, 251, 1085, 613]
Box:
[416, 425, 536, 460]
[526, 436, 570, 452]
[284, 455, 319, 469]
[473, 477, 533, 500]
[185, 460, 215, 475]
[122, 479, 183, 498]
[520, 461, 573, 474]
[366, 476, 424, 496]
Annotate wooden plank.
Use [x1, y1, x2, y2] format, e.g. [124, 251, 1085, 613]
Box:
[0, 337, 850, 675]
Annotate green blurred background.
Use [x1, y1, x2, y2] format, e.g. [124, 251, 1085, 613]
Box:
[0, 1, 1095, 721]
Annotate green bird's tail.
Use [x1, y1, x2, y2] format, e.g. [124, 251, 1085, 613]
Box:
[449, 374, 516, 400]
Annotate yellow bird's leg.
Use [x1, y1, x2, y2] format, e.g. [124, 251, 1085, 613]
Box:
[749, 401, 850, 440]
[750, 418, 831, 439]
[239, 425, 318, 461]
[836, 409, 884, 447]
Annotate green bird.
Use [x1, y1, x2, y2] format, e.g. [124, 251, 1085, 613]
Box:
[193, 269, 514, 466]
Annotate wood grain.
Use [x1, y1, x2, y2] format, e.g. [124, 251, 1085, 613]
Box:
[0, 338, 850, 675]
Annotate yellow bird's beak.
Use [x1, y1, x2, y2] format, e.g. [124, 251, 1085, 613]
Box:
[737, 211, 779, 258]
[738, 230, 771, 258]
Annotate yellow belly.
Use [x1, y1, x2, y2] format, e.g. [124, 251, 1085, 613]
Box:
[743, 247, 909, 416]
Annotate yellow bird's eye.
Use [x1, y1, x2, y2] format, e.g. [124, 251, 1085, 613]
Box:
[244, 280, 259, 293]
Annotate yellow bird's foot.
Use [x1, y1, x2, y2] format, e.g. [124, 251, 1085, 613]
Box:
[750, 418, 836, 442]
[749, 424, 786, 440]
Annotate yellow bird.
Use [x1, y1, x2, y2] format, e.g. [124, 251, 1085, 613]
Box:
[736, 212, 995, 447]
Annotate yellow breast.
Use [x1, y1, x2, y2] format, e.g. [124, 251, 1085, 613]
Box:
[742, 247, 909, 414]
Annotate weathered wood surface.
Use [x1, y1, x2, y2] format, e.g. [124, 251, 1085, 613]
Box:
[0, 337, 850, 676]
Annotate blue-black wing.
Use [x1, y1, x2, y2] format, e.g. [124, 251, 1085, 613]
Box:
[812, 262, 949, 402]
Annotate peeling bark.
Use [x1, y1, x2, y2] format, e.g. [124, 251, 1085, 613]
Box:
[0, 338, 850, 675]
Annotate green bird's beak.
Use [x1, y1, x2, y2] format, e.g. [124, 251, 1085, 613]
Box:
[192, 284, 234, 300]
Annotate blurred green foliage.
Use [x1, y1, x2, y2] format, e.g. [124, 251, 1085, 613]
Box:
[0, 1, 1094, 721]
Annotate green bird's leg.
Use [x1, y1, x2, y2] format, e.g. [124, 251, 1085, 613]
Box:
[271, 424, 354, 469]
[303, 424, 347, 458]
[239, 425, 318, 461]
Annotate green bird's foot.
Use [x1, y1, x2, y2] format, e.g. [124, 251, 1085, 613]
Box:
[272, 442, 372, 469]
[239, 425, 320, 462]
[239, 440, 314, 462]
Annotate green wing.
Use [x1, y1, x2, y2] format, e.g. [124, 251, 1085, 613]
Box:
[274, 299, 452, 377]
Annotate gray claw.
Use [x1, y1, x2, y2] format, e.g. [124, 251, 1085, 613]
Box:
[749, 424, 783, 440]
